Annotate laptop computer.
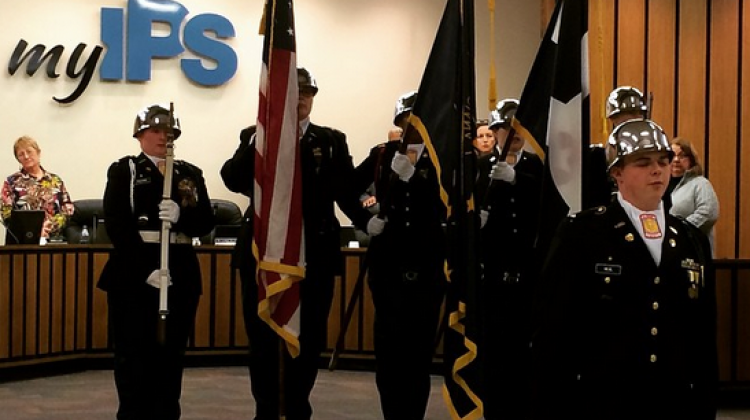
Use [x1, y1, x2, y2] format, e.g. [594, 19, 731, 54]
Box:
[5, 209, 46, 245]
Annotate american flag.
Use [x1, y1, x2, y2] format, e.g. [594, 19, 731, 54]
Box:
[253, 0, 304, 357]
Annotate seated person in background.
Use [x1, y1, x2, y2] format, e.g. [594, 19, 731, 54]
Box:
[473, 119, 495, 157]
[668, 137, 719, 253]
[1, 135, 74, 239]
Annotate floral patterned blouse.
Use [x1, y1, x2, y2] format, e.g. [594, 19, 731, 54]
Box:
[1, 168, 74, 237]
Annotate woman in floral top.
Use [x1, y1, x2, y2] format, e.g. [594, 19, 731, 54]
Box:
[1, 136, 74, 238]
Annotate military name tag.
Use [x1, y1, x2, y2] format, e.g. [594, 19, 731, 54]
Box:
[135, 177, 151, 185]
[595, 263, 622, 276]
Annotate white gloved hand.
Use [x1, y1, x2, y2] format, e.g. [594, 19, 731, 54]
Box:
[479, 210, 489, 229]
[146, 269, 172, 289]
[159, 199, 180, 224]
[367, 216, 386, 237]
[391, 153, 415, 182]
[490, 162, 516, 184]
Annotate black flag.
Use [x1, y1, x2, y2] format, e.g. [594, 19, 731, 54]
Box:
[511, 0, 592, 255]
[404, 0, 482, 418]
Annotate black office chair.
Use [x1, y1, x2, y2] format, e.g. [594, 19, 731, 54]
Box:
[200, 199, 243, 245]
[65, 199, 109, 244]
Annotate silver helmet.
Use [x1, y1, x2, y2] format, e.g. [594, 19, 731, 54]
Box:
[297, 67, 318, 95]
[393, 90, 418, 126]
[133, 104, 181, 140]
[489, 98, 519, 129]
[606, 86, 647, 119]
[606, 118, 672, 169]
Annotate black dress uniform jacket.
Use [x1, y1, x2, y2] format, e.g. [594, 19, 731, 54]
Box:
[531, 200, 718, 420]
[99, 153, 214, 292]
[98, 153, 214, 420]
[354, 141, 446, 420]
[475, 150, 543, 420]
[221, 123, 370, 420]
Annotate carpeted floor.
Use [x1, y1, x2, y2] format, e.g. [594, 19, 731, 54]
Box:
[1, 367, 749, 419]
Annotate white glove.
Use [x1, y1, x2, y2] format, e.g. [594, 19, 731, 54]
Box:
[479, 210, 489, 229]
[146, 269, 172, 289]
[159, 199, 180, 224]
[490, 162, 516, 184]
[391, 153, 415, 182]
[367, 216, 386, 237]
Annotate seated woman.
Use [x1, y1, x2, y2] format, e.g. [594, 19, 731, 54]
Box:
[1, 136, 75, 241]
[669, 137, 719, 253]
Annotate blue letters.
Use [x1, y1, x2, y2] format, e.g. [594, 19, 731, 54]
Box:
[182, 14, 237, 86]
[100, 0, 237, 85]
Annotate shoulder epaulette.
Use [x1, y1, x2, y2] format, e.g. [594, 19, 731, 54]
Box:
[569, 205, 607, 220]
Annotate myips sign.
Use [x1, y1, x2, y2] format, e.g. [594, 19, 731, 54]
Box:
[7, 0, 238, 104]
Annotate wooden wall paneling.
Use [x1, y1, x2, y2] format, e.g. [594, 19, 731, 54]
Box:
[213, 254, 232, 348]
[344, 255, 363, 351]
[76, 252, 88, 350]
[25, 253, 38, 357]
[676, 0, 708, 158]
[715, 267, 734, 381]
[362, 269, 375, 352]
[64, 253, 76, 352]
[91, 253, 109, 350]
[616, 0, 646, 89]
[588, 0, 615, 145]
[12, 254, 24, 357]
[740, 2, 750, 259]
[233, 268, 248, 347]
[193, 253, 213, 348]
[38, 255, 50, 355]
[646, 0, 677, 136]
[541, 0, 557, 36]
[328, 273, 343, 351]
[708, 0, 740, 259]
[0, 255, 9, 359]
[736, 268, 750, 381]
[51, 254, 64, 353]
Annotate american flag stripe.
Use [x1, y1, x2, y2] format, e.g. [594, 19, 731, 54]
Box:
[253, 0, 304, 357]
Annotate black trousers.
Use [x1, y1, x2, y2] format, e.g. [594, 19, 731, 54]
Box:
[368, 263, 445, 420]
[480, 277, 534, 420]
[108, 286, 199, 420]
[240, 265, 334, 420]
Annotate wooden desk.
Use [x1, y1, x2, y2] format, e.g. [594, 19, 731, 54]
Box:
[1, 245, 749, 386]
[0, 245, 373, 370]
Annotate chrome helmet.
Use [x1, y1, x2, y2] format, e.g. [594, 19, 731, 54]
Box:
[606, 86, 647, 119]
[297, 67, 318, 95]
[133, 104, 181, 140]
[489, 98, 519, 129]
[607, 118, 672, 169]
[393, 90, 418, 126]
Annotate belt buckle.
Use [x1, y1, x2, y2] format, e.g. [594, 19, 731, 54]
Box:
[502, 272, 520, 283]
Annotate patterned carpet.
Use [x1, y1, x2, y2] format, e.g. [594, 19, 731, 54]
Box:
[0, 367, 448, 420]
[0, 366, 748, 419]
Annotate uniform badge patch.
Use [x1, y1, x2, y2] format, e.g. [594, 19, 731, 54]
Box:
[640, 213, 662, 239]
[178, 178, 199, 207]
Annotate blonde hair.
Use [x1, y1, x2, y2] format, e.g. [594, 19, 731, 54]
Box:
[13, 135, 41, 159]
[671, 137, 703, 176]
